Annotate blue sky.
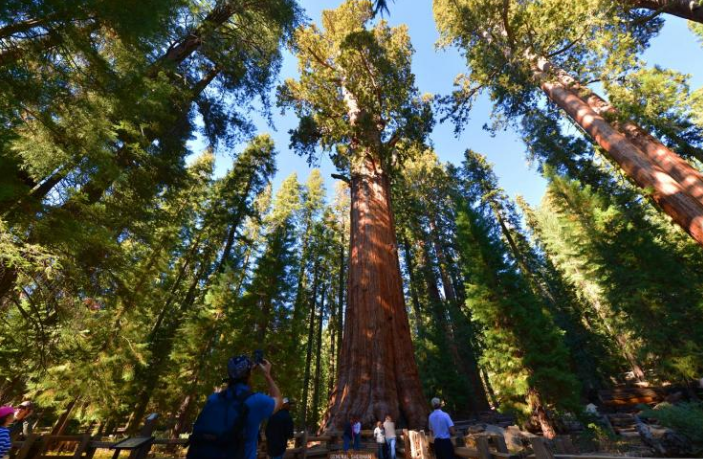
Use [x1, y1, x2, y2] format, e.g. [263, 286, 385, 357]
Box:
[195, 1, 703, 207]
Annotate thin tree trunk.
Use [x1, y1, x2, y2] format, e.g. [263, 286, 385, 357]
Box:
[631, 0, 703, 23]
[401, 236, 424, 338]
[311, 284, 326, 428]
[301, 264, 320, 429]
[534, 57, 703, 246]
[480, 367, 499, 409]
[326, 157, 428, 430]
[527, 389, 557, 439]
[329, 295, 337, 398]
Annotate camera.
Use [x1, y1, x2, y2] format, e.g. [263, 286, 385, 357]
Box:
[253, 349, 264, 365]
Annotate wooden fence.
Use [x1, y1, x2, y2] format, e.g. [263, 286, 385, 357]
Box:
[9, 418, 693, 459]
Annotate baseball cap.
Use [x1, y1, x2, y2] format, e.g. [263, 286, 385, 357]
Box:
[431, 397, 441, 408]
[19, 401, 33, 409]
[0, 406, 15, 418]
[227, 355, 255, 380]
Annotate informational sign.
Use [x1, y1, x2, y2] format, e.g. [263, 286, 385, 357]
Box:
[408, 430, 430, 459]
[110, 436, 154, 450]
[328, 452, 375, 459]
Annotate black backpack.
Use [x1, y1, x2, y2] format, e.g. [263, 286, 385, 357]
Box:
[187, 387, 252, 459]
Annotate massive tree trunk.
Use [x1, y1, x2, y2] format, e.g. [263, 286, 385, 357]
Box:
[533, 58, 703, 246]
[326, 157, 428, 430]
[553, 69, 703, 202]
[631, 0, 703, 23]
[336, 220, 346, 365]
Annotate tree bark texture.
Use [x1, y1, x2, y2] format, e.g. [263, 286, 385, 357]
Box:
[527, 389, 557, 439]
[326, 157, 428, 430]
[533, 58, 703, 246]
[552, 69, 703, 205]
[631, 0, 703, 23]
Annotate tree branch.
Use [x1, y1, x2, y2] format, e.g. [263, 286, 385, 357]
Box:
[331, 173, 350, 184]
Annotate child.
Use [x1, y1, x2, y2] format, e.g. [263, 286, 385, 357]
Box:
[0, 406, 15, 459]
[373, 421, 386, 459]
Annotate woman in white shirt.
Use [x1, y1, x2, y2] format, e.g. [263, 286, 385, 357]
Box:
[373, 421, 386, 459]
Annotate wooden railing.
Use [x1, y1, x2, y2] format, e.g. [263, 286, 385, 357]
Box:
[10, 421, 694, 459]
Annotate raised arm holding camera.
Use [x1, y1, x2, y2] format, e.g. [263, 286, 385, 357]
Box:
[187, 352, 282, 459]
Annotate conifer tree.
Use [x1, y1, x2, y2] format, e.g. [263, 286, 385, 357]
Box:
[394, 150, 489, 413]
[279, 0, 433, 428]
[433, 0, 703, 246]
[453, 152, 580, 438]
[532, 170, 703, 382]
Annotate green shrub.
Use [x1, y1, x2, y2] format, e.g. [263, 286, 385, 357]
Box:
[640, 402, 703, 446]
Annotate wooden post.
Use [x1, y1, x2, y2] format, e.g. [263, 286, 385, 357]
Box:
[403, 429, 411, 458]
[554, 437, 576, 454]
[72, 433, 92, 459]
[476, 436, 492, 459]
[530, 438, 554, 459]
[13, 434, 39, 459]
[492, 433, 508, 454]
[129, 413, 158, 459]
[301, 431, 308, 459]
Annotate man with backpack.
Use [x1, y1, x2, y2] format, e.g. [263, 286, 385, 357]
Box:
[187, 355, 282, 459]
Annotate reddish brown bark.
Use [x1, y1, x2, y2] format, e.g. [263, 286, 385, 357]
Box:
[553, 71, 703, 206]
[534, 59, 703, 247]
[630, 0, 703, 23]
[325, 157, 428, 430]
[527, 389, 556, 439]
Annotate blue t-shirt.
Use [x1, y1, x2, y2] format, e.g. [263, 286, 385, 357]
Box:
[0, 426, 11, 459]
[232, 384, 275, 459]
[428, 409, 454, 440]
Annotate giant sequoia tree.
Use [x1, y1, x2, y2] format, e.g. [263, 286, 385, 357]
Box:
[279, 0, 433, 428]
[434, 0, 703, 246]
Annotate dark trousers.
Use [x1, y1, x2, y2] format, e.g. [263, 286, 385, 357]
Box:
[377, 443, 386, 459]
[433, 438, 455, 459]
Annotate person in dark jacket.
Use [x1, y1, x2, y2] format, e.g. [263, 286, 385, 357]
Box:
[342, 416, 353, 452]
[265, 398, 294, 459]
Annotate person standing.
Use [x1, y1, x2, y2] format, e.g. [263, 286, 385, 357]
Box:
[265, 398, 295, 459]
[10, 401, 34, 440]
[373, 421, 386, 459]
[352, 418, 362, 451]
[0, 406, 15, 459]
[383, 415, 396, 459]
[428, 398, 455, 459]
[342, 417, 353, 452]
[188, 355, 282, 459]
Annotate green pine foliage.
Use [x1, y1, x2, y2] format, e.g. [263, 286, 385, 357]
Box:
[453, 152, 581, 419]
[533, 170, 703, 382]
